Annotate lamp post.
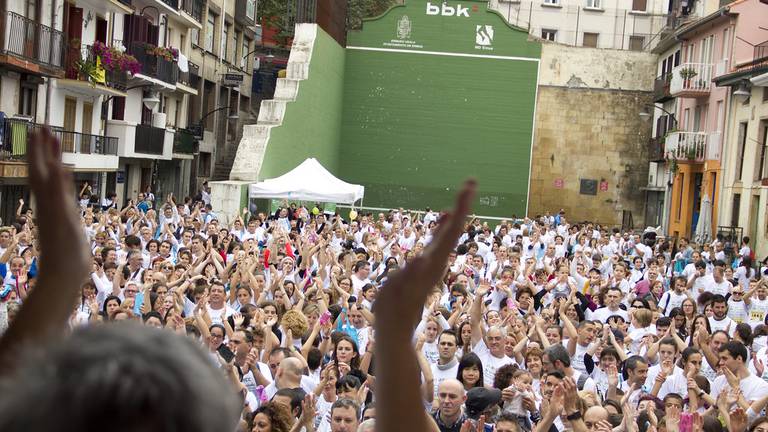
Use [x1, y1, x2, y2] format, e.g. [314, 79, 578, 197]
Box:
[639, 104, 677, 127]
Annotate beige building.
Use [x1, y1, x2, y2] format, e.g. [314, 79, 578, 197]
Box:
[0, 0, 257, 218]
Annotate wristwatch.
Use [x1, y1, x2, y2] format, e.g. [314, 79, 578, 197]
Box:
[566, 411, 582, 421]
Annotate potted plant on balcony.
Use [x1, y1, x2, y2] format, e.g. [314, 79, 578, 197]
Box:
[145, 44, 178, 62]
[76, 42, 141, 86]
[679, 67, 697, 88]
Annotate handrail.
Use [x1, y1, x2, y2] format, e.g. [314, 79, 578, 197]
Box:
[1, 11, 66, 69]
[0, 117, 118, 159]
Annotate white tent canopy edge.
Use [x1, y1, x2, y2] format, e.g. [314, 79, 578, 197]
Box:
[248, 158, 365, 205]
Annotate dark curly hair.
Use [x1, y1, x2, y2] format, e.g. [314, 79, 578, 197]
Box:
[250, 402, 293, 432]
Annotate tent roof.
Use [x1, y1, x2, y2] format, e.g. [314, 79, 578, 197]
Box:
[249, 158, 364, 204]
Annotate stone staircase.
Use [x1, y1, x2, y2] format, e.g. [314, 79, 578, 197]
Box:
[211, 109, 258, 181]
[228, 23, 318, 182]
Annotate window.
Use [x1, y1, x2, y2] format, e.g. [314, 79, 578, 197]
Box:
[541, 29, 556, 41]
[18, 83, 37, 118]
[583, 32, 598, 48]
[198, 152, 212, 177]
[763, 87, 768, 103]
[246, 0, 256, 21]
[737, 122, 748, 180]
[632, 0, 647, 11]
[221, 24, 228, 59]
[112, 96, 125, 121]
[205, 12, 215, 52]
[191, 27, 200, 46]
[629, 36, 644, 51]
[732, 193, 741, 226]
[586, 0, 601, 8]
[543, 0, 559, 5]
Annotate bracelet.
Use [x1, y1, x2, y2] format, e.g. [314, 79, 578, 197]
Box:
[566, 411, 582, 421]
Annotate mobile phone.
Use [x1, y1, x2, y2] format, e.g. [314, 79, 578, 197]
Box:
[218, 344, 236, 363]
[319, 311, 332, 326]
[133, 291, 144, 315]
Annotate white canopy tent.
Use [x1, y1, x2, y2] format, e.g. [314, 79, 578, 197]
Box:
[249, 158, 365, 204]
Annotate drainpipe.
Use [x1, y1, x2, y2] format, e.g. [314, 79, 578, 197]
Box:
[44, 0, 59, 126]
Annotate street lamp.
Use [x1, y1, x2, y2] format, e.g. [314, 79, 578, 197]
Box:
[639, 104, 678, 127]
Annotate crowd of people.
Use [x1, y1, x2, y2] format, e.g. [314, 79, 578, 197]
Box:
[3, 148, 768, 432]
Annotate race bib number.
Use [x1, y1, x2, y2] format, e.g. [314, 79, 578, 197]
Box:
[751, 310, 765, 322]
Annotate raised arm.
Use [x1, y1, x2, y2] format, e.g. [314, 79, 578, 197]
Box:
[374, 179, 474, 432]
[0, 129, 91, 369]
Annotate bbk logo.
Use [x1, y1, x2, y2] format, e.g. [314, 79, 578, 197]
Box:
[426, 2, 471, 17]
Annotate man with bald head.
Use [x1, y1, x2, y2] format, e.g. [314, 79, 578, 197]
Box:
[265, 356, 313, 400]
[584, 406, 609, 429]
[431, 379, 467, 432]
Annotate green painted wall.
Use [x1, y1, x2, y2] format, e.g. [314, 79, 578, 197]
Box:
[258, 28, 346, 179]
[339, 0, 540, 216]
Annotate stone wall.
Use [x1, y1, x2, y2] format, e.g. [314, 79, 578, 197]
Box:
[529, 43, 657, 226]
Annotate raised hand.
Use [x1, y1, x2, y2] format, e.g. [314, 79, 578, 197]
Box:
[374, 179, 476, 432]
[0, 129, 90, 367]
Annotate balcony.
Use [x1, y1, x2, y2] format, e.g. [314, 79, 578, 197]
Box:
[173, 128, 196, 155]
[0, 118, 119, 171]
[0, 11, 66, 76]
[665, 131, 721, 163]
[653, 74, 672, 103]
[63, 44, 128, 96]
[127, 43, 179, 87]
[670, 63, 713, 97]
[177, 61, 199, 94]
[648, 136, 665, 162]
[135, 124, 166, 155]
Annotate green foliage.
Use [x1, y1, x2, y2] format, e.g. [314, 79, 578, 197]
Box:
[258, 0, 399, 47]
[347, 0, 399, 30]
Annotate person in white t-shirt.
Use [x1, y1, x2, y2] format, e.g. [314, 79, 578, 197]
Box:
[206, 282, 236, 325]
[542, 344, 597, 394]
[587, 287, 628, 323]
[728, 285, 750, 325]
[708, 295, 736, 337]
[745, 281, 768, 329]
[430, 330, 460, 402]
[470, 285, 517, 386]
[702, 266, 733, 297]
[659, 276, 690, 316]
[711, 340, 768, 406]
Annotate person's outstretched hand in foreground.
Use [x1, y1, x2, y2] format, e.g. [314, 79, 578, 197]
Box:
[0, 129, 90, 366]
[375, 179, 476, 432]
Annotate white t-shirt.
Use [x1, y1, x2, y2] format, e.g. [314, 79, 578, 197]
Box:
[431, 362, 460, 399]
[659, 291, 688, 315]
[587, 307, 628, 324]
[749, 297, 768, 328]
[644, 364, 684, 394]
[473, 339, 515, 387]
[655, 368, 688, 399]
[709, 316, 736, 336]
[207, 303, 236, 325]
[712, 372, 768, 404]
[422, 341, 439, 366]
[571, 343, 591, 375]
[702, 275, 732, 297]
[728, 299, 749, 324]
